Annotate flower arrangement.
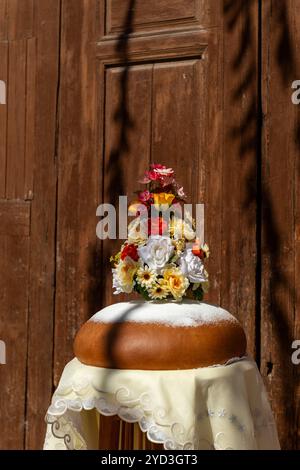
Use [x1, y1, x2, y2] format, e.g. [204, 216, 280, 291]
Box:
[110, 163, 210, 301]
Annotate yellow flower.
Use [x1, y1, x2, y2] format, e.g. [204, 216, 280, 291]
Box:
[201, 243, 210, 259]
[116, 259, 138, 293]
[136, 266, 157, 288]
[110, 251, 121, 266]
[170, 218, 195, 241]
[163, 267, 189, 301]
[172, 239, 186, 254]
[153, 193, 175, 210]
[128, 201, 148, 217]
[127, 217, 148, 245]
[149, 279, 169, 300]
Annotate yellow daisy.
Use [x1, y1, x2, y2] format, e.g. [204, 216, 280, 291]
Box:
[136, 266, 157, 288]
[149, 279, 169, 300]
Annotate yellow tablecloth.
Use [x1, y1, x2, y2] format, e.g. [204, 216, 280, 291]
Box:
[44, 357, 280, 450]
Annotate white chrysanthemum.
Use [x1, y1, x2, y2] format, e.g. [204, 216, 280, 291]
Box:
[136, 266, 157, 288]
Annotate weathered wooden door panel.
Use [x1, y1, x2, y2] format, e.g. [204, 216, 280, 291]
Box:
[0, 0, 60, 450]
[102, 58, 210, 307]
[261, 0, 300, 449]
[56, 0, 223, 382]
[0, 201, 30, 449]
[0, 0, 298, 451]
[104, 0, 220, 35]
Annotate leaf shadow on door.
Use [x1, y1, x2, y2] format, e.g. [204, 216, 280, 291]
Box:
[87, 1, 137, 318]
[224, 0, 299, 449]
[98, 1, 144, 377]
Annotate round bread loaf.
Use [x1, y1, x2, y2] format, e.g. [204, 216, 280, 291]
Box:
[74, 300, 247, 370]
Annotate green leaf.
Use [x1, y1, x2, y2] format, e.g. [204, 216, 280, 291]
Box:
[134, 280, 151, 301]
[193, 286, 204, 301]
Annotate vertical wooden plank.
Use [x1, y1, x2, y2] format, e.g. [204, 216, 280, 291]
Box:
[295, 4, 300, 450]
[98, 415, 121, 449]
[0, 40, 8, 198]
[6, 39, 27, 199]
[0, 0, 7, 40]
[222, 0, 258, 357]
[54, 0, 98, 384]
[152, 60, 200, 203]
[102, 65, 152, 307]
[121, 421, 134, 449]
[151, 46, 222, 306]
[7, 0, 34, 40]
[24, 38, 36, 200]
[202, 33, 223, 306]
[25, 0, 60, 450]
[261, 0, 299, 450]
[0, 202, 30, 449]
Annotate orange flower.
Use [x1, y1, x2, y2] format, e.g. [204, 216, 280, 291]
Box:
[153, 193, 175, 209]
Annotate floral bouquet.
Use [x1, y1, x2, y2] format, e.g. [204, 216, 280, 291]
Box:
[110, 163, 210, 301]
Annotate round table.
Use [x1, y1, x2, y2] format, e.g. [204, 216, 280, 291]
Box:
[43, 357, 280, 450]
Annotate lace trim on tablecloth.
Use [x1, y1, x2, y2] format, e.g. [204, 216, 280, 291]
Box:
[45, 378, 277, 450]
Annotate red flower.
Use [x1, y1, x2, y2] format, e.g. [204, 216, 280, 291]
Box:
[148, 217, 168, 236]
[145, 170, 160, 181]
[192, 244, 205, 260]
[150, 163, 166, 170]
[121, 244, 139, 261]
[138, 190, 152, 202]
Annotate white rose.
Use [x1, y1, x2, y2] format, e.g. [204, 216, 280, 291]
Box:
[179, 248, 208, 283]
[138, 235, 174, 273]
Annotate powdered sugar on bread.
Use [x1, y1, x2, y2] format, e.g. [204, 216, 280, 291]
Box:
[90, 300, 237, 327]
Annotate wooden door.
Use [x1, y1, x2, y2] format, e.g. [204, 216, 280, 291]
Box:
[55, 0, 224, 449]
[1, 0, 299, 450]
[0, 0, 60, 449]
[55, 0, 223, 379]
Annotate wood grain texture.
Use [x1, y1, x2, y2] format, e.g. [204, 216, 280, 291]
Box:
[24, 38, 36, 201]
[6, 39, 27, 199]
[0, 40, 8, 198]
[201, 31, 223, 307]
[0, 202, 30, 449]
[295, 2, 300, 448]
[25, 0, 60, 450]
[0, 0, 7, 40]
[261, 0, 299, 450]
[107, 0, 198, 33]
[98, 415, 121, 450]
[0, 36, 36, 200]
[7, 0, 34, 40]
[105, 0, 220, 35]
[102, 65, 152, 307]
[0, 200, 30, 236]
[54, 0, 99, 385]
[222, 0, 259, 357]
[152, 60, 201, 201]
[0, 0, 299, 450]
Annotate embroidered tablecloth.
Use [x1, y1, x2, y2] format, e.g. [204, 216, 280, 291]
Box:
[43, 357, 280, 450]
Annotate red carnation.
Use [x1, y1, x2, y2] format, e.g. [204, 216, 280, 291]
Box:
[120, 244, 139, 261]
